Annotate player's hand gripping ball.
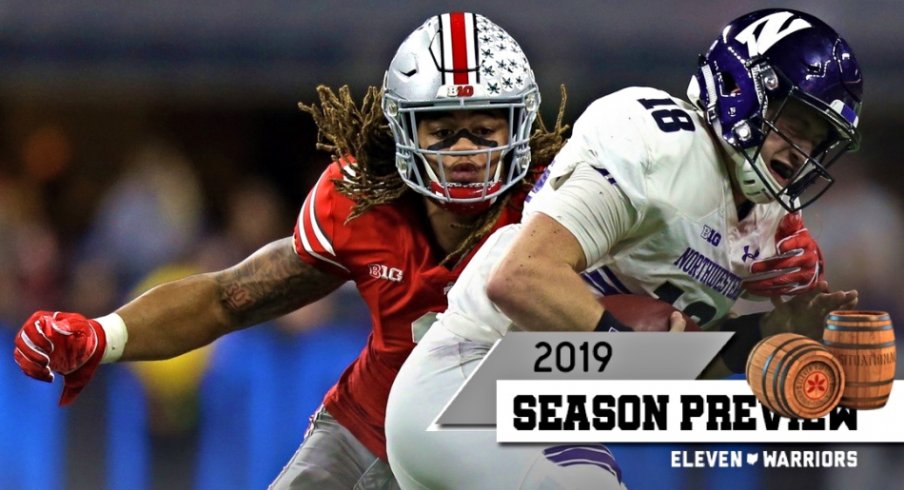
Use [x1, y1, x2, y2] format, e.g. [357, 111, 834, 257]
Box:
[598, 294, 701, 332]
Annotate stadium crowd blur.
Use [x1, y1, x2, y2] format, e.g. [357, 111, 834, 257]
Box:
[1, 2, 903, 489]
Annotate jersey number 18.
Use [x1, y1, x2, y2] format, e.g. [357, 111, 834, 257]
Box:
[638, 98, 696, 133]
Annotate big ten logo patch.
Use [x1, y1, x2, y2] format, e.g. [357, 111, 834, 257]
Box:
[369, 264, 404, 283]
[700, 225, 722, 247]
[446, 84, 475, 97]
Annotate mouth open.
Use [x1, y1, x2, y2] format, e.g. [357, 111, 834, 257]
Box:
[769, 160, 796, 184]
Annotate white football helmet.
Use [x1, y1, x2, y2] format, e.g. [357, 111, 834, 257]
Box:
[382, 12, 540, 215]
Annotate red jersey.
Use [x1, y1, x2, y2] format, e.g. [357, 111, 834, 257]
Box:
[293, 160, 524, 459]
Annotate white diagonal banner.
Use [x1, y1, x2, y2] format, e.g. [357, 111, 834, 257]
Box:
[437, 332, 732, 426]
[497, 379, 904, 443]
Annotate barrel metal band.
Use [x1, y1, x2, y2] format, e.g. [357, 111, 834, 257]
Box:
[842, 394, 889, 403]
[825, 323, 893, 331]
[845, 379, 895, 387]
[762, 336, 806, 417]
[822, 340, 896, 349]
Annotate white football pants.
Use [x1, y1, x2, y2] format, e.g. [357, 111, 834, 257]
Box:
[386, 324, 626, 490]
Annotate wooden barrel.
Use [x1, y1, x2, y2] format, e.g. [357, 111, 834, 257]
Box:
[823, 310, 896, 410]
[746, 333, 845, 419]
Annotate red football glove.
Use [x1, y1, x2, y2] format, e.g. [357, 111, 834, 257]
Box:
[13, 310, 106, 406]
[742, 213, 825, 297]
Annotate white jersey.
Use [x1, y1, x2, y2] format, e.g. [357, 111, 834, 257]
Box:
[441, 87, 789, 343]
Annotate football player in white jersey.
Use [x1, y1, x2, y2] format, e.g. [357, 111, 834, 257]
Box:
[386, 9, 862, 490]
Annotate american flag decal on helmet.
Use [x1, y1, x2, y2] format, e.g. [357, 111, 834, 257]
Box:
[437, 12, 480, 85]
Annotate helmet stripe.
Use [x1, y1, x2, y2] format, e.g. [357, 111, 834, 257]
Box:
[831, 100, 859, 127]
[441, 12, 478, 86]
[449, 12, 469, 85]
[440, 14, 454, 84]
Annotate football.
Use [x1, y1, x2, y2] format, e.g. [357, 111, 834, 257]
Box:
[599, 294, 701, 332]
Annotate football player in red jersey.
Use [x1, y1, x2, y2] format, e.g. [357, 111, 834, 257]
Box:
[12, 12, 567, 490]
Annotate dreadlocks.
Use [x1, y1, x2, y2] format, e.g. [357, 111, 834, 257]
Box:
[298, 85, 403, 219]
[298, 84, 569, 265]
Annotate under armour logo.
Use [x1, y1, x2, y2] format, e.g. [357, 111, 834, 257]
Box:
[742, 245, 760, 263]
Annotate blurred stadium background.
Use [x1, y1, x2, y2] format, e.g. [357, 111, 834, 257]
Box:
[1, 1, 901, 489]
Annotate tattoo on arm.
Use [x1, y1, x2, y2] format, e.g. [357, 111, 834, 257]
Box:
[214, 237, 345, 328]
[223, 283, 253, 312]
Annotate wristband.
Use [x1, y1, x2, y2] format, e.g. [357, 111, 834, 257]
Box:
[718, 313, 765, 373]
[96, 313, 129, 363]
[595, 310, 632, 332]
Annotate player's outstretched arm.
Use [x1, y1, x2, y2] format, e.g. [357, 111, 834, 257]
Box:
[759, 280, 858, 339]
[117, 236, 345, 360]
[699, 281, 858, 378]
[13, 237, 345, 405]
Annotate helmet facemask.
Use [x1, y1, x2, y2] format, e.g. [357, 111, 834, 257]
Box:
[734, 66, 860, 211]
[384, 93, 538, 215]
